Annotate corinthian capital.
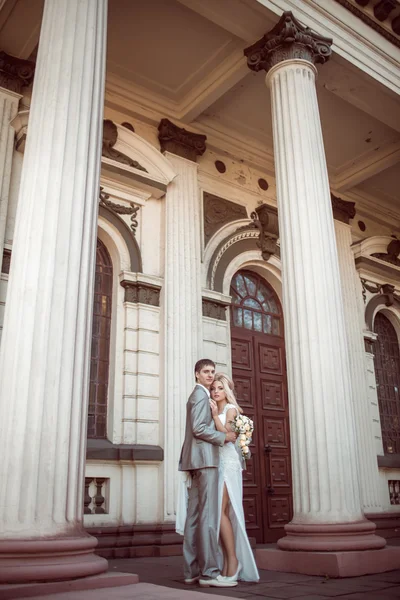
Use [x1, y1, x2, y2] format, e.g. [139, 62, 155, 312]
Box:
[244, 11, 332, 73]
[0, 50, 35, 93]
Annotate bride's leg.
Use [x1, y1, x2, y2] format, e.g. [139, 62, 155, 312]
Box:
[219, 483, 238, 577]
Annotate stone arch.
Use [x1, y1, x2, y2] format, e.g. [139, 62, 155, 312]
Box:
[104, 122, 177, 189]
[98, 205, 142, 272]
[206, 222, 281, 294]
[366, 295, 400, 332]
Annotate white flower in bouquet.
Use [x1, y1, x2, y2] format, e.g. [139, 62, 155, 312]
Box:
[230, 414, 254, 461]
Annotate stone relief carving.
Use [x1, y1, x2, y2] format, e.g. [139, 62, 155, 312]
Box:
[99, 187, 140, 236]
[244, 11, 332, 73]
[250, 204, 279, 261]
[0, 50, 35, 93]
[120, 280, 161, 307]
[331, 193, 356, 224]
[203, 192, 247, 245]
[202, 298, 228, 321]
[361, 278, 400, 305]
[372, 238, 400, 267]
[158, 118, 207, 162]
[102, 119, 147, 172]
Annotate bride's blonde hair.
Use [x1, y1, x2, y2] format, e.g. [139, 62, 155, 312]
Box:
[213, 372, 243, 414]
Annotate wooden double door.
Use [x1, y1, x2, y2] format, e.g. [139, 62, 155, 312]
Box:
[230, 270, 292, 543]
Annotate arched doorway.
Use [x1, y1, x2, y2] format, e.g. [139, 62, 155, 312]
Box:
[230, 269, 292, 543]
[374, 312, 400, 456]
[87, 239, 113, 439]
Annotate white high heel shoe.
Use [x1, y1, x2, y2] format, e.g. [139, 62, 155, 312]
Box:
[224, 562, 242, 582]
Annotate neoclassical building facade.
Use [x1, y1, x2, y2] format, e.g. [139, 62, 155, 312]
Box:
[0, 0, 400, 584]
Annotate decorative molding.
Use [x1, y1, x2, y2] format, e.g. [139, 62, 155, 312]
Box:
[250, 204, 279, 261]
[102, 119, 147, 172]
[244, 11, 332, 73]
[210, 229, 259, 290]
[99, 187, 140, 236]
[1, 248, 11, 274]
[120, 279, 161, 307]
[202, 298, 229, 321]
[158, 118, 207, 162]
[372, 237, 400, 267]
[0, 50, 35, 93]
[333, 0, 400, 48]
[331, 193, 356, 224]
[86, 438, 163, 461]
[364, 336, 376, 353]
[360, 277, 400, 305]
[203, 192, 247, 246]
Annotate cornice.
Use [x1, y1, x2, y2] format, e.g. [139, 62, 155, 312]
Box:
[253, 0, 400, 95]
[335, 188, 400, 231]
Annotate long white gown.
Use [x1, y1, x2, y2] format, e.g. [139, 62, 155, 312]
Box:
[217, 403, 259, 582]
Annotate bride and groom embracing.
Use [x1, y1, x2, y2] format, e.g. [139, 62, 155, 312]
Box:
[177, 358, 260, 588]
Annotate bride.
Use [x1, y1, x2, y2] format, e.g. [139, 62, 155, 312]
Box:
[209, 373, 259, 583]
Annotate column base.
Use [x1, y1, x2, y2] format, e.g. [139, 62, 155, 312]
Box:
[0, 535, 108, 583]
[256, 545, 400, 578]
[278, 520, 386, 551]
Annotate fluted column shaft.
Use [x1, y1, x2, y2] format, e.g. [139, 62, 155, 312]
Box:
[0, 88, 20, 266]
[0, 0, 108, 582]
[334, 219, 382, 512]
[268, 59, 363, 526]
[163, 152, 202, 520]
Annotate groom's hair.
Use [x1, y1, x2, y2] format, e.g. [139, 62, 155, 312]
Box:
[194, 358, 215, 377]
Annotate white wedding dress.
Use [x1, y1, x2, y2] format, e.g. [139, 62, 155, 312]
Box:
[217, 403, 259, 582]
[176, 404, 259, 582]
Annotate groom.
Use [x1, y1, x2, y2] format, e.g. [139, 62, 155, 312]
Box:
[178, 358, 237, 588]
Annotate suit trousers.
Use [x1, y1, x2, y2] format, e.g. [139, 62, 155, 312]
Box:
[183, 467, 220, 580]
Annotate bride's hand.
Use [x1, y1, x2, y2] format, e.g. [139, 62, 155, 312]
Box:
[209, 399, 218, 417]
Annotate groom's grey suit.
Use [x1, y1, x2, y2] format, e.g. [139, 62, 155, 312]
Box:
[179, 384, 226, 580]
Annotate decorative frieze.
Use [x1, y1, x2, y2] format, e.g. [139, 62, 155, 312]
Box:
[203, 192, 247, 245]
[120, 279, 161, 306]
[331, 193, 356, 224]
[250, 203, 279, 261]
[99, 187, 140, 235]
[360, 278, 400, 305]
[0, 50, 35, 93]
[158, 118, 206, 162]
[102, 119, 147, 172]
[244, 11, 332, 73]
[202, 298, 228, 321]
[334, 0, 400, 47]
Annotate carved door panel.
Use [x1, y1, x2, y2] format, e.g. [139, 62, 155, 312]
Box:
[230, 270, 292, 543]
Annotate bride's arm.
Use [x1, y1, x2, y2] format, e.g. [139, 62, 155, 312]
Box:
[210, 402, 237, 434]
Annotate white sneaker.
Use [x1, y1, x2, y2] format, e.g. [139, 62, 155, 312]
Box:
[184, 576, 200, 584]
[199, 575, 238, 587]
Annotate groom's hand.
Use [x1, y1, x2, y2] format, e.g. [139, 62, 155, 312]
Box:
[225, 431, 237, 444]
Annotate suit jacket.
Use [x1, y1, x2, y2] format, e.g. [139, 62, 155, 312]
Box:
[178, 384, 226, 471]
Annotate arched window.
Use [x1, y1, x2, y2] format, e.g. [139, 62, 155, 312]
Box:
[87, 239, 113, 439]
[374, 312, 400, 455]
[230, 270, 282, 335]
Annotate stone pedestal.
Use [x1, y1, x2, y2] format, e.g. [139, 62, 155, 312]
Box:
[245, 11, 385, 570]
[0, 0, 108, 583]
[158, 119, 205, 521]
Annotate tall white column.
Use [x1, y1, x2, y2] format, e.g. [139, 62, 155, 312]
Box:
[334, 212, 382, 513]
[158, 119, 205, 520]
[0, 0, 108, 582]
[0, 87, 20, 263]
[245, 12, 385, 552]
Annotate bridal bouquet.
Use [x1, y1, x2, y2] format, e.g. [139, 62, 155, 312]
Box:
[230, 414, 254, 460]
